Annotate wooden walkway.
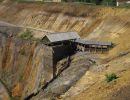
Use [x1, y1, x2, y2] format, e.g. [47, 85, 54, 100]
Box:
[71, 39, 113, 53]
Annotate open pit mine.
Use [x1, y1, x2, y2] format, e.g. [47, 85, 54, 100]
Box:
[0, 0, 130, 100]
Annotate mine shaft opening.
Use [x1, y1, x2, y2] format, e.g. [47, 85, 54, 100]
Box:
[44, 40, 77, 61]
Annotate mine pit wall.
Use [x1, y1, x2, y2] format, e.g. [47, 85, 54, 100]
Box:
[0, 34, 54, 99]
[42, 45, 53, 83]
[23, 44, 54, 99]
[23, 43, 77, 99]
[0, 34, 76, 99]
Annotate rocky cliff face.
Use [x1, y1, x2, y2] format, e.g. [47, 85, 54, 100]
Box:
[0, 33, 53, 99]
[0, 30, 94, 100]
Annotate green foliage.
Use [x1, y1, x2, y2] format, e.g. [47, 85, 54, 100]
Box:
[101, 0, 116, 6]
[105, 73, 118, 82]
[62, 0, 96, 3]
[118, 4, 130, 8]
[19, 29, 33, 40]
[14, 0, 118, 7]
[15, 0, 44, 3]
[62, 0, 116, 5]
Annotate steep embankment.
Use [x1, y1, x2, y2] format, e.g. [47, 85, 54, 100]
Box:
[0, 33, 53, 99]
[0, 1, 130, 100]
[0, 1, 130, 59]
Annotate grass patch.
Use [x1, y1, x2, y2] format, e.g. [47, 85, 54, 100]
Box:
[105, 73, 118, 82]
[15, 0, 43, 3]
[19, 29, 33, 40]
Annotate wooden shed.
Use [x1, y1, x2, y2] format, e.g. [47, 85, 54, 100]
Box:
[42, 32, 80, 44]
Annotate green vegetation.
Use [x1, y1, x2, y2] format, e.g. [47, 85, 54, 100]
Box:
[18, 29, 42, 43]
[64, 0, 116, 6]
[15, 0, 44, 3]
[19, 29, 33, 40]
[101, 0, 116, 6]
[118, 4, 130, 8]
[105, 73, 118, 82]
[14, 0, 130, 8]
[15, 0, 116, 6]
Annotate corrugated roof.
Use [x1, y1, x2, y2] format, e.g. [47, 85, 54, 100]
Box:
[44, 32, 80, 43]
[74, 39, 112, 46]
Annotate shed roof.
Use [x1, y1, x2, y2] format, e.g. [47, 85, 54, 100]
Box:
[43, 32, 80, 43]
[74, 39, 112, 46]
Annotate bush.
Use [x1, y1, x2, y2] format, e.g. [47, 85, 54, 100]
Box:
[100, 0, 116, 6]
[105, 73, 118, 82]
[19, 29, 33, 40]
